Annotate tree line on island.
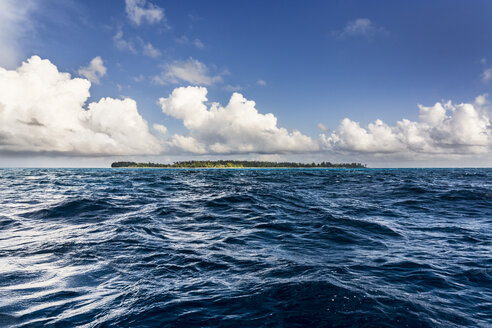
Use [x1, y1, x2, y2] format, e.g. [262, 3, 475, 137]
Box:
[111, 160, 366, 168]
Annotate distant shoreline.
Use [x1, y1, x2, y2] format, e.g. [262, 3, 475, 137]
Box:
[111, 160, 367, 169]
[112, 167, 366, 169]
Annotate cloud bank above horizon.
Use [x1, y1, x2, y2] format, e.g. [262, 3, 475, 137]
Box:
[0, 56, 490, 160]
[0, 56, 161, 156]
[322, 96, 492, 157]
[158, 86, 318, 154]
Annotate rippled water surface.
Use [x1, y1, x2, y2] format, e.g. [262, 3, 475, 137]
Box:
[0, 168, 491, 327]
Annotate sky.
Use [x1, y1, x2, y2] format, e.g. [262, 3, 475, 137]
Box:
[0, 0, 492, 167]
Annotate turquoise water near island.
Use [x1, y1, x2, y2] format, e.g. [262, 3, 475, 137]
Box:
[0, 168, 491, 327]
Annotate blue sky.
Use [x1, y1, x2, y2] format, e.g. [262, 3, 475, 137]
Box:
[1, 0, 492, 167]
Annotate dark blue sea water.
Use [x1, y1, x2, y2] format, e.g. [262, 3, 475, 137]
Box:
[0, 168, 491, 327]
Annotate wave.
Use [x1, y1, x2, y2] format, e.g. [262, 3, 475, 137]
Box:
[0, 168, 491, 327]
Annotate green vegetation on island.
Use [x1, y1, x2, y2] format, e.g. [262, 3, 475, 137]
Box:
[111, 160, 366, 169]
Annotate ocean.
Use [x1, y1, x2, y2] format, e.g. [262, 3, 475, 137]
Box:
[0, 168, 491, 327]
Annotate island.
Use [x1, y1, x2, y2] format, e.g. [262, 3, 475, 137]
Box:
[111, 160, 366, 169]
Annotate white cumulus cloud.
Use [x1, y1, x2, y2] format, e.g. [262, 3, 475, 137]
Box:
[0, 56, 161, 155]
[321, 96, 492, 156]
[77, 56, 107, 84]
[158, 86, 318, 154]
[125, 0, 164, 25]
[153, 58, 223, 86]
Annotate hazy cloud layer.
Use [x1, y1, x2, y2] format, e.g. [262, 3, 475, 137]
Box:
[0, 0, 35, 69]
[0, 56, 161, 155]
[153, 58, 223, 86]
[223, 84, 241, 92]
[77, 56, 107, 84]
[125, 0, 164, 25]
[113, 28, 137, 53]
[158, 86, 318, 154]
[334, 18, 388, 40]
[176, 35, 205, 49]
[482, 68, 492, 83]
[317, 123, 330, 132]
[321, 96, 491, 156]
[113, 29, 162, 58]
[142, 41, 161, 58]
[153, 124, 167, 135]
